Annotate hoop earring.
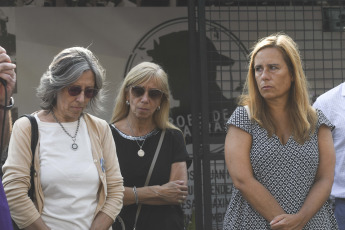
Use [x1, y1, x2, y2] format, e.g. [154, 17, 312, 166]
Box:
[126, 100, 130, 105]
[157, 106, 160, 111]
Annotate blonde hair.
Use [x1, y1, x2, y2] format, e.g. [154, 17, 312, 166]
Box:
[239, 33, 317, 144]
[110, 62, 178, 130]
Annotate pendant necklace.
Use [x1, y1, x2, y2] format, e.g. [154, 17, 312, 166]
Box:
[51, 110, 81, 151]
[127, 118, 147, 157]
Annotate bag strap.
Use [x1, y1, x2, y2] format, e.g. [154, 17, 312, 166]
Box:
[133, 130, 165, 230]
[20, 114, 38, 200]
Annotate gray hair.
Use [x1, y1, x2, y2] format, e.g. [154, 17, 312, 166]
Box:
[36, 47, 106, 113]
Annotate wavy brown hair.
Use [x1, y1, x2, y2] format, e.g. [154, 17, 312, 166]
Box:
[239, 33, 317, 144]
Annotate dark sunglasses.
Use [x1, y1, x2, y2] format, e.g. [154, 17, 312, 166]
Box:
[67, 85, 98, 99]
[131, 86, 164, 99]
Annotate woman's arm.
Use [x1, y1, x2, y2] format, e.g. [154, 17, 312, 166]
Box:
[93, 122, 124, 222]
[123, 161, 188, 206]
[24, 217, 50, 230]
[270, 125, 335, 229]
[225, 125, 286, 221]
[89, 211, 113, 230]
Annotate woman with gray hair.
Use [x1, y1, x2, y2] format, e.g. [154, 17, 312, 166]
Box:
[2, 47, 124, 230]
[110, 62, 189, 230]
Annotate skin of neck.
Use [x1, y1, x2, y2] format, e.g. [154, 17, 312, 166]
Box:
[126, 112, 156, 136]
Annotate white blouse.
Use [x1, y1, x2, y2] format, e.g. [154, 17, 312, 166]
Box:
[36, 115, 99, 229]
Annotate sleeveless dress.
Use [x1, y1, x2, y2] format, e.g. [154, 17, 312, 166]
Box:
[223, 106, 338, 229]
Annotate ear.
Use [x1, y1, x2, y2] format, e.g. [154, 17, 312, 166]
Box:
[125, 90, 130, 101]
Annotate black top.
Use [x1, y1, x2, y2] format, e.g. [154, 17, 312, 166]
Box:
[110, 125, 189, 230]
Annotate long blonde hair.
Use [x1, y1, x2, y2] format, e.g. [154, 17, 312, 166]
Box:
[239, 33, 317, 144]
[110, 62, 178, 130]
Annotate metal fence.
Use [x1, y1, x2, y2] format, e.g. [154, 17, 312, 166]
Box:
[189, 1, 345, 229]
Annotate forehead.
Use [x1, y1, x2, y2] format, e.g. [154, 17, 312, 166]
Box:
[71, 70, 95, 86]
[136, 76, 163, 89]
[254, 47, 285, 65]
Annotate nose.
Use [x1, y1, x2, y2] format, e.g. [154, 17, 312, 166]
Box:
[142, 91, 150, 100]
[260, 68, 270, 81]
[75, 91, 85, 102]
[140, 91, 150, 102]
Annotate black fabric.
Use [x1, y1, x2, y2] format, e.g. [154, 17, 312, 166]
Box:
[12, 114, 38, 230]
[110, 125, 188, 230]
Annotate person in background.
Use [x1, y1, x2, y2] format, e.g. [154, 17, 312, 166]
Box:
[110, 62, 189, 230]
[3, 47, 124, 230]
[0, 45, 15, 230]
[223, 33, 338, 229]
[313, 82, 345, 230]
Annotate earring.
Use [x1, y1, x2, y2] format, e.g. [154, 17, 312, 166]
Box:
[157, 106, 160, 111]
[126, 100, 130, 105]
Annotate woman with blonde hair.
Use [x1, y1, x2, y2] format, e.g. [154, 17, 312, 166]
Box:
[223, 33, 338, 229]
[110, 62, 189, 230]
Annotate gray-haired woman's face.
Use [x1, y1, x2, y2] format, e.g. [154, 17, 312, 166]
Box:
[54, 70, 96, 122]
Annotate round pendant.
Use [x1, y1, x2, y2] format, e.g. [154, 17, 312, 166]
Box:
[72, 143, 78, 151]
[138, 149, 145, 157]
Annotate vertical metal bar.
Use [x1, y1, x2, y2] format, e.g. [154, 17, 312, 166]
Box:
[188, 0, 204, 229]
[198, 0, 213, 229]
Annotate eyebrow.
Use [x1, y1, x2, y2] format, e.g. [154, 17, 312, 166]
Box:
[254, 63, 280, 67]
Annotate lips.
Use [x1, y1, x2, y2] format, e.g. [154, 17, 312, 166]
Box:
[262, 85, 272, 90]
[138, 107, 149, 111]
[72, 106, 84, 111]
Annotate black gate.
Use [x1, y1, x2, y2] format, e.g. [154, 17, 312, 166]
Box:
[187, 1, 345, 229]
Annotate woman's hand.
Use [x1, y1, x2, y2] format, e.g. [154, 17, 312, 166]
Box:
[270, 213, 305, 230]
[153, 180, 188, 205]
[0, 46, 16, 104]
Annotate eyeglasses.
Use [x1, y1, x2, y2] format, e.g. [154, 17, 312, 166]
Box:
[67, 85, 98, 99]
[130, 86, 164, 100]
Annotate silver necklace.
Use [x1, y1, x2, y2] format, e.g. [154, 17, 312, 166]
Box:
[51, 110, 81, 151]
[127, 118, 146, 157]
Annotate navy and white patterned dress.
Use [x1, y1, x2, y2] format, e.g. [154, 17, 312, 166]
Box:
[223, 106, 338, 230]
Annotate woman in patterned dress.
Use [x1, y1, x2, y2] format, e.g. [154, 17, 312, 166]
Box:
[223, 33, 338, 229]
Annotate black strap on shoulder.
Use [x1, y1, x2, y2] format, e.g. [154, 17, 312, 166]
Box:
[20, 114, 38, 200]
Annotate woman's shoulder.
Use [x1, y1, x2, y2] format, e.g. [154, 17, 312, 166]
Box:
[226, 106, 251, 124]
[13, 114, 34, 130]
[83, 113, 107, 124]
[165, 127, 184, 137]
[314, 108, 335, 131]
[83, 113, 110, 133]
[225, 106, 253, 133]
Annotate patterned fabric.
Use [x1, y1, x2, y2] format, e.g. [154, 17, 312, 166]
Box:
[223, 106, 338, 230]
